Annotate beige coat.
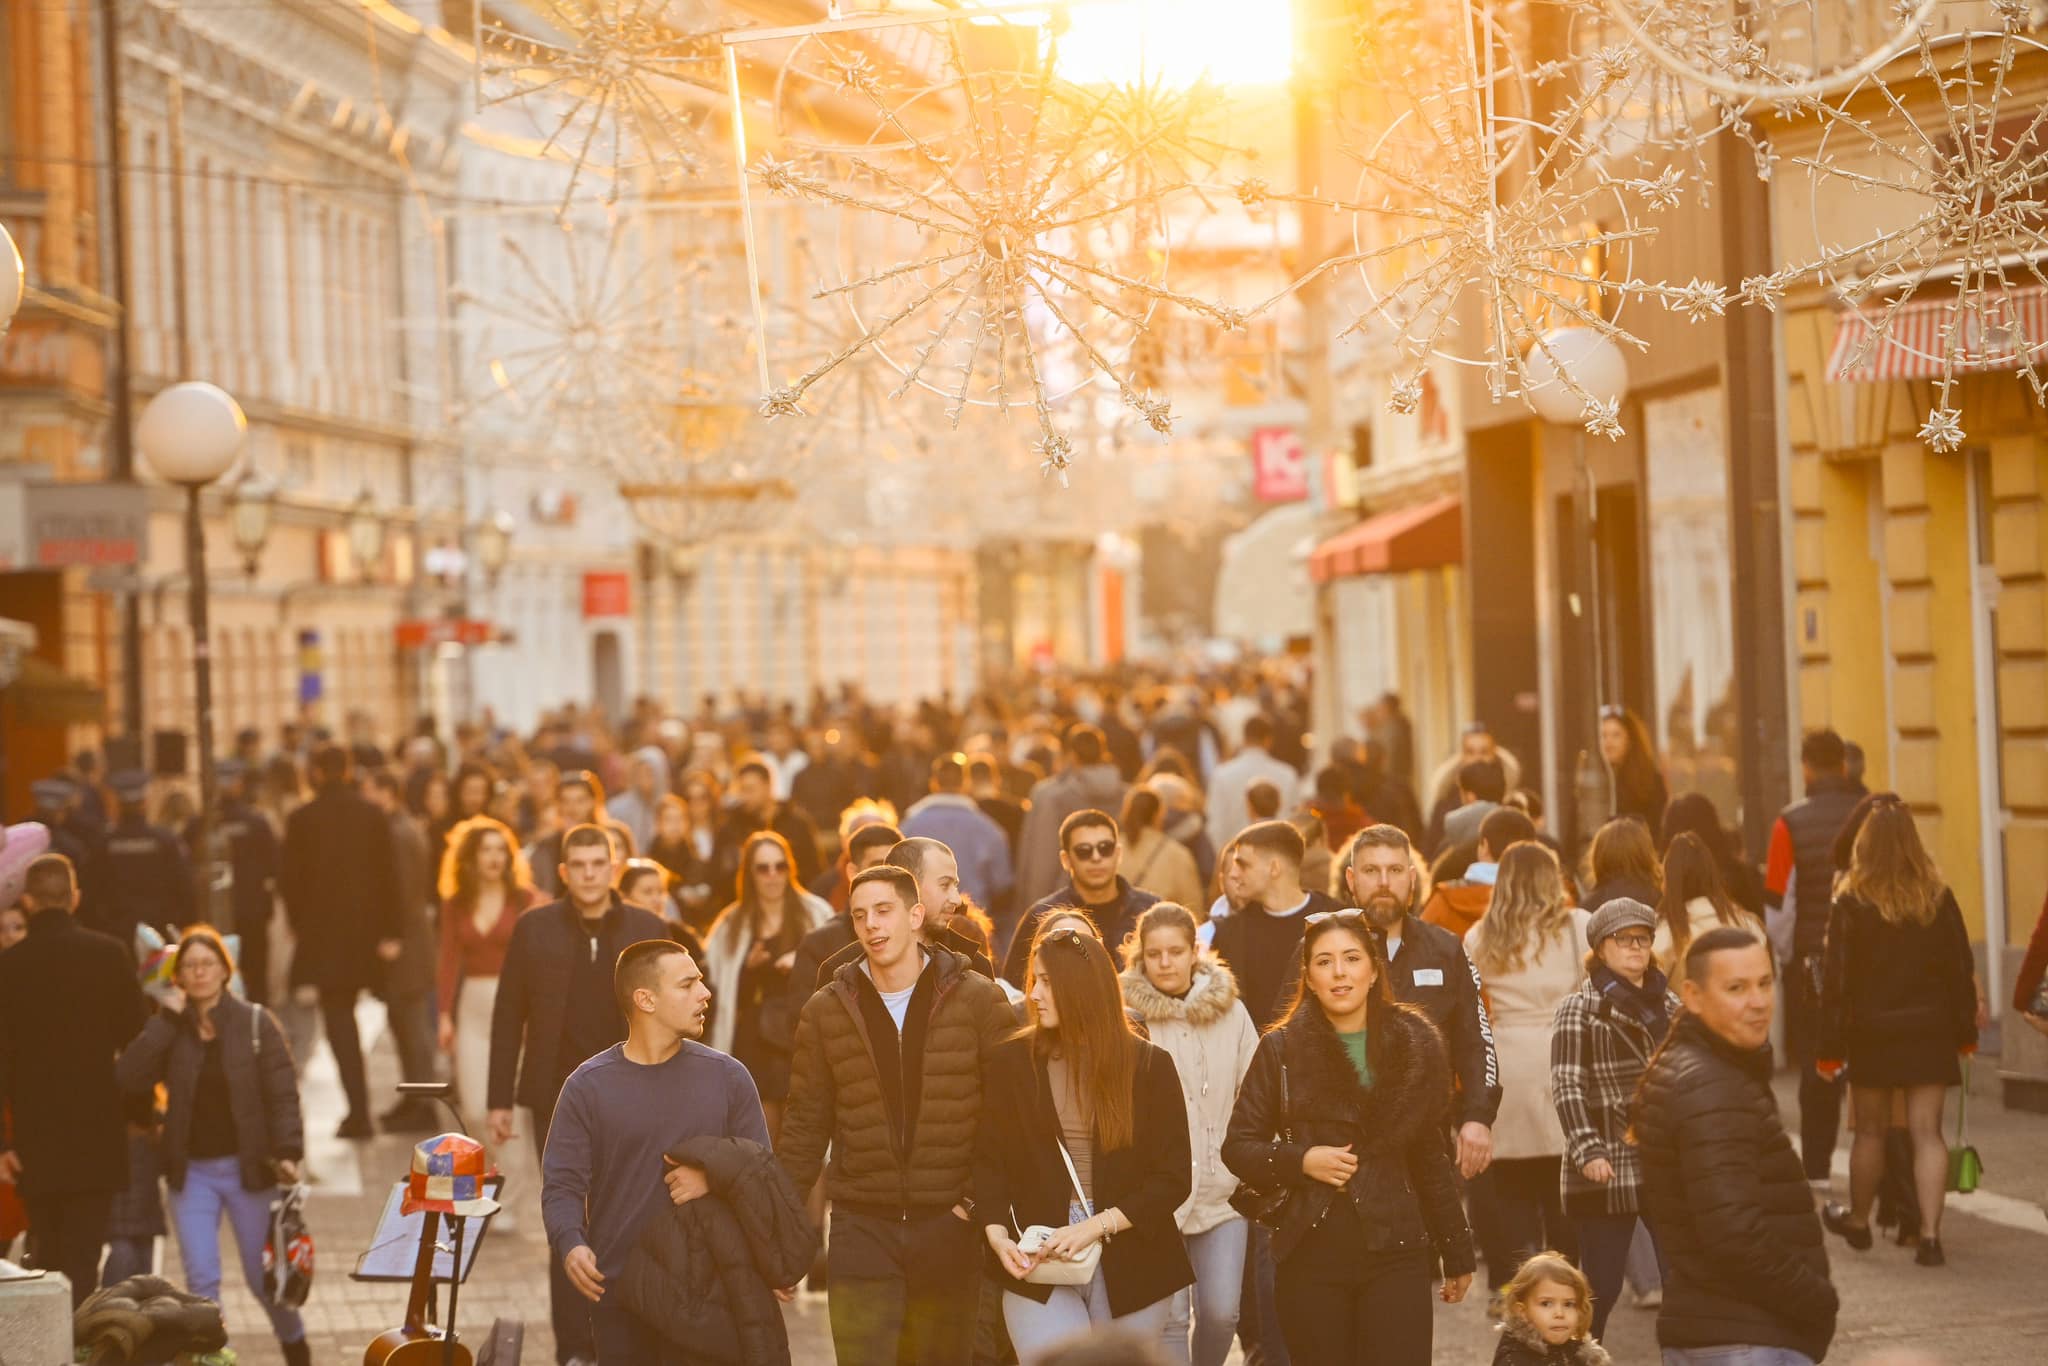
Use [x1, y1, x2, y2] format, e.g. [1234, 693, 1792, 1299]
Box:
[1120, 956, 1261, 1234]
[1653, 896, 1765, 976]
[1123, 826, 1206, 913]
[1465, 908, 1591, 1160]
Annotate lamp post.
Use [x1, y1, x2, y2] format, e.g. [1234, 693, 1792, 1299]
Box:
[1, 220, 24, 337]
[137, 381, 248, 918]
[228, 475, 274, 576]
[472, 510, 514, 587]
[347, 488, 386, 579]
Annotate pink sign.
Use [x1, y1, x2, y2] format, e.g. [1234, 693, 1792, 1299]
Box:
[1251, 427, 1308, 502]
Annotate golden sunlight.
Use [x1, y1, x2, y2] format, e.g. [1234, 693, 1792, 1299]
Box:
[1049, 0, 1295, 88]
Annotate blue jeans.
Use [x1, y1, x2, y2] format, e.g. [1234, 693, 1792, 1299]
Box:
[1003, 1267, 1174, 1366]
[1663, 1349, 1817, 1366]
[169, 1157, 305, 1346]
[1162, 1217, 1248, 1366]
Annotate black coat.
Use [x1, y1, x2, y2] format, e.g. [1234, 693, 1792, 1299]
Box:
[385, 811, 438, 1000]
[1490, 1318, 1612, 1366]
[281, 785, 400, 992]
[1000, 879, 1160, 986]
[1223, 998, 1475, 1275]
[973, 1036, 1194, 1317]
[617, 1135, 819, 1365]
[0, 912, 150, 1197]
[1635, 1012, 1837, 1362]
[87, 814, 194, 947]
[1817, 888, 1976, 1080]
[487, 896, 669, 1111]
[116, 994, 303, 1192]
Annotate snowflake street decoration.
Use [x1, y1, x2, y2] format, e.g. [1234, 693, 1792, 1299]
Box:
[1248, 15, 1723, 439]
[613, 403, 812, 548]
[740, 19, 1246, 471]
[453, 218, 684, 452]
[1754, 16, 2048, 451]
[474, 0, 725, 213]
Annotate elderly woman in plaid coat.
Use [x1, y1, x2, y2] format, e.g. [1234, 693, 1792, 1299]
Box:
[1549, 898, 1681, 1342]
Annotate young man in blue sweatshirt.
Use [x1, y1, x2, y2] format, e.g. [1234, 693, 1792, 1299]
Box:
[541, 937, 770, 1362]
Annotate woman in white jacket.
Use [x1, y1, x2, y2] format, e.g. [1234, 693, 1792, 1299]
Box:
[1120, 902, 1261, 1366]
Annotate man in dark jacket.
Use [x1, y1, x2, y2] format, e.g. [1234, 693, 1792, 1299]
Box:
[527, 770, 636, 899]
[1637, 928, 1837, 1364]
[1001, 809, 1160, 984]
[790, 820, 900, 1002]
[779, 865, 1016, 1364]
[718, 758, 822, 888]
[1013, 724, 1127, 907]
[0, 854, 150, 1305]
[280, 744, 399, 1139]
[89, 770, 194, 951]
[195, 760, 280, 1003]
[1763, 728, 1865, 1182]
[364, 768, 440, 1131]
[493, 823, 668, 1365]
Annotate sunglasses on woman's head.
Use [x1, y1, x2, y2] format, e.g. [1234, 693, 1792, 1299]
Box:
[1067, 839, 1117, 862]
[1042, 926, 1094, 949]
[1598, 704, 1625, 720]
[753, 860, 789, 875]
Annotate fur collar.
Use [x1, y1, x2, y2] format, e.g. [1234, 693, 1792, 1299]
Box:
[1498, 1314, 1611, 1365]
[1281, 997, 1447, 1152]
[1120, 956, 1241, 1027]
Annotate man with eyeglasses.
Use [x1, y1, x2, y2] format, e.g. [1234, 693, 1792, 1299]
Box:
[999, 809, 1160, 985]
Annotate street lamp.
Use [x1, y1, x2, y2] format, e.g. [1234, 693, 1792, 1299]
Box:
[347, 488, 385, 580]
[1, 220, 24, 337]
[228, 475, 274, 576]
[137, 380, 248, 920]
[472, 509, 514, 586]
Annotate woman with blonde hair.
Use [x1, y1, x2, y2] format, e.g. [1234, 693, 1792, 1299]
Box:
[1468, 842, 1590, 1272]
[1816, 796, 1978, 1267]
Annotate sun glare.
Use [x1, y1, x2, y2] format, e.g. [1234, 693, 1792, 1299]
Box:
[1050, 0, 1295, 88]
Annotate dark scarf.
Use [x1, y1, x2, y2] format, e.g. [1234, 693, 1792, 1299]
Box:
[1591, 962, 1670, 1039]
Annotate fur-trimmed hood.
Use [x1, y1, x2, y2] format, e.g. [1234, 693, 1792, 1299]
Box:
[1493, 1314, 1612, 1366]
[1120, 954, 1242, 1027]
[1283, 996, 1450, 1154]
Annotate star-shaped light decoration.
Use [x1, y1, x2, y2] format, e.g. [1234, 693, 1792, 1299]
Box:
[474, 0, 725, 214]
[1752, 15, 2048, 449]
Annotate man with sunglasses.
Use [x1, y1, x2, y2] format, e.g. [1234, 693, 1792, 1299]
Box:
[999, 809, 1160, 986]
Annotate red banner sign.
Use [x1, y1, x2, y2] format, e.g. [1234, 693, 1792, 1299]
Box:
[1251, 427, 1308, 502]
[582, 570, 631, 619]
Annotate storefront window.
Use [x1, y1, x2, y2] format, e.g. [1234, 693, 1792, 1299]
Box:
[1642, 388, 1741, 827]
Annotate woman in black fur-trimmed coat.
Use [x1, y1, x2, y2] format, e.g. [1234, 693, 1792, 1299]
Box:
[1223, 913, 1474, 1366]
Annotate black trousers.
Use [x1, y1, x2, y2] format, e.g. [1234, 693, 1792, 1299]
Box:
[1461, 1163, 1516, 1289]
[1275, 1243, 1433, 1366]
[1787, 953, 1844, 1179]
[388, 989, 437, 1088]
[241, 922, 271, 1006]
[591, 1299, 684, 1365]
[1492, 1156, 1576, 1269]
[826, 1207, 982, 1365]
[25, 1189, 113, 1307]
[318, 987, 371, 1121]
[532, 1099, 596, 1365]
[1574, 1212, 1664, 1343]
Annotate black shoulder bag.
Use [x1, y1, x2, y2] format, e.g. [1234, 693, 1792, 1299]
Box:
[1227, 1055, 1296, 1227]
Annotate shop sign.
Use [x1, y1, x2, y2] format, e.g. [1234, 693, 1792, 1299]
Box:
[1250, 427, 1308, 503]
[582, 570, 631, 619]
[0, 478, 149, 570]
[395, 618, 499, 649]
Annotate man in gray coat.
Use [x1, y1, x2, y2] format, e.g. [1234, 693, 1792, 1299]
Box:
[1013, 723, 1126, 908]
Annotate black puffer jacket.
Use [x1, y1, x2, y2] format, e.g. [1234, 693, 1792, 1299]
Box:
[617, 1135, 819, 1365]
[1490, 1317, 1612, 1366]
[1635, 1011, 1837, 1362]
[1221, 997, 1474, 1276]
[115, 994, 303, 1192]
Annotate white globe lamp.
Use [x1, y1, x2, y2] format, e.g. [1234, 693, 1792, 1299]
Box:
[1524, 327, 1630, 424]
[137, 382, 248, 485]
[1, 221, 24, 336]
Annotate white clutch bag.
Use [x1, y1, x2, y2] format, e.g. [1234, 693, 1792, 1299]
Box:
[1015, 1136, 1103, 1286]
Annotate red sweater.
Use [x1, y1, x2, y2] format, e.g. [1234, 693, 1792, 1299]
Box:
[437, 886, 540, 1012]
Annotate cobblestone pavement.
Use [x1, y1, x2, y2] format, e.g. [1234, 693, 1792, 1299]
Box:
[183, 1008, 2046, 1365]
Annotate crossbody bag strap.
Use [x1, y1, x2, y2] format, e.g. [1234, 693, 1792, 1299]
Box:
[1955, 1056, 1969, 1146]
[1278, 1057, 1291, 1144]
[1053, 1134, 1095, 1220]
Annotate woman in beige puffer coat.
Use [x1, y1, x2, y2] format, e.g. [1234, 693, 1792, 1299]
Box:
[1120, 903, 1261, 1366]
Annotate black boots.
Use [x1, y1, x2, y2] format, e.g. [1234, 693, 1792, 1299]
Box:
[282, 1337, 314, 1366]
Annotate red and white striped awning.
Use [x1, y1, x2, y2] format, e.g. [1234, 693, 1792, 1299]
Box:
[1828, 285, 2048, 382]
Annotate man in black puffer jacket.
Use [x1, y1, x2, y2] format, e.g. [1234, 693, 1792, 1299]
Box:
[1636, 928, 1837, 1365]
[617, 1135, 818, 1366]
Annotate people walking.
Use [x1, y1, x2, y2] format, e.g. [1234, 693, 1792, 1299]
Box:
[542, 938, 776, 1363]
[1763, 729, 1864, 1184]
[647, 792, 720, 934]
[1118, 903, 1259, 1366]
[1579, 816, 1662, 915]
[363, 767, 441, 1131]
[789, 820, 902, 994]
[1120, 789, 1209, 919]
[1596, 707, 1669, 841]
[701, 831, 835, 1138]
[1651, 832, 1764, 977]
[203, 759, 280, 1005]
[113, 928, 310, 1365]
[903, 754, 1016, 914]
[1205, 715, 1299, 853]
[1490, 1253, 1610, 1366]
[279, 743, 401, 1139]
[1636, 928, 1837, 1365]
[777, 863, 1016, 1362]
[979, 926, 1195, 1365]
[527, 770, 633, 899]
[1015, 725, 1129, 907]
[489, 823, 668, 1365]
[1003, 810, 1162, 984]
[90, 770, 195, 949]
[1549, 897, 1676, 1343]
[1208, 819, 1342, 1031]
[1222, 910, 1475, 1364]
[1421, 807, 1537, 940]
[0, 854, 150, 1306]
[1816, 796, 1979, 1267]
[1465, 842, 1589, 1273]
[717, 759, 823, 888]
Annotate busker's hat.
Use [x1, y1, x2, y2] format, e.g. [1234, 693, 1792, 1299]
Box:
[401, 1133, 501, 1217]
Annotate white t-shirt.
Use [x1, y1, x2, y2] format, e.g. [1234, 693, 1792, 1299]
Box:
[861, 951, 927, 1032]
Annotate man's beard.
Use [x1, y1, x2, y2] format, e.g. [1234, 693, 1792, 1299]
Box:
[1361, 892, 1405, 930]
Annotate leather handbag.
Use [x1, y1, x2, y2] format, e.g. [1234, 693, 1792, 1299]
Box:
[1227, 1056, 1295, 1228]
[1016, 1135, 1104, 1287]
[1947, 1058, 1983, 1195]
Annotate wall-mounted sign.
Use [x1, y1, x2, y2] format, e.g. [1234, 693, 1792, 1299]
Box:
[582, 570, 631, 619]
[1250, 427, 1308, 503]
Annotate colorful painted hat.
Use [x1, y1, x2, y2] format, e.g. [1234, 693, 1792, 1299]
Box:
[400, 1133, 501, 1217]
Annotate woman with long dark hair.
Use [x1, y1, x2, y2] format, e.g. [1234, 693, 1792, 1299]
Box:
[702, 829, 833, 1137]
[115, 930, 309, 1365]
[1223, 912, 1474, 1363]
[1597, 707, 1668, 841]
[1579, 816, 1662, 915]
[1121, 788, 1206, 911]
[977, 924, 1195, 1363]
[1651, 832, 1764, 975]
[1658, 792, 1764, 918]
[1817, 796, 1979, 1267]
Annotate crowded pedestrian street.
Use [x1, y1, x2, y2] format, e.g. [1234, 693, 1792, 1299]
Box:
[8, 2, 2048, 1365]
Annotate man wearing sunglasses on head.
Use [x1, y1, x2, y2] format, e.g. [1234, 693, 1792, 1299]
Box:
[1000, 810, 1160, 987]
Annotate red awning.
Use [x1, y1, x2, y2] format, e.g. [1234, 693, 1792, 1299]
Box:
[1309, 495, 1462, 584]
[1827, 285, 2048, 382]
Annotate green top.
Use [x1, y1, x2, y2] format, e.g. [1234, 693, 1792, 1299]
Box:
[1338, 1027, 1373, 1089]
